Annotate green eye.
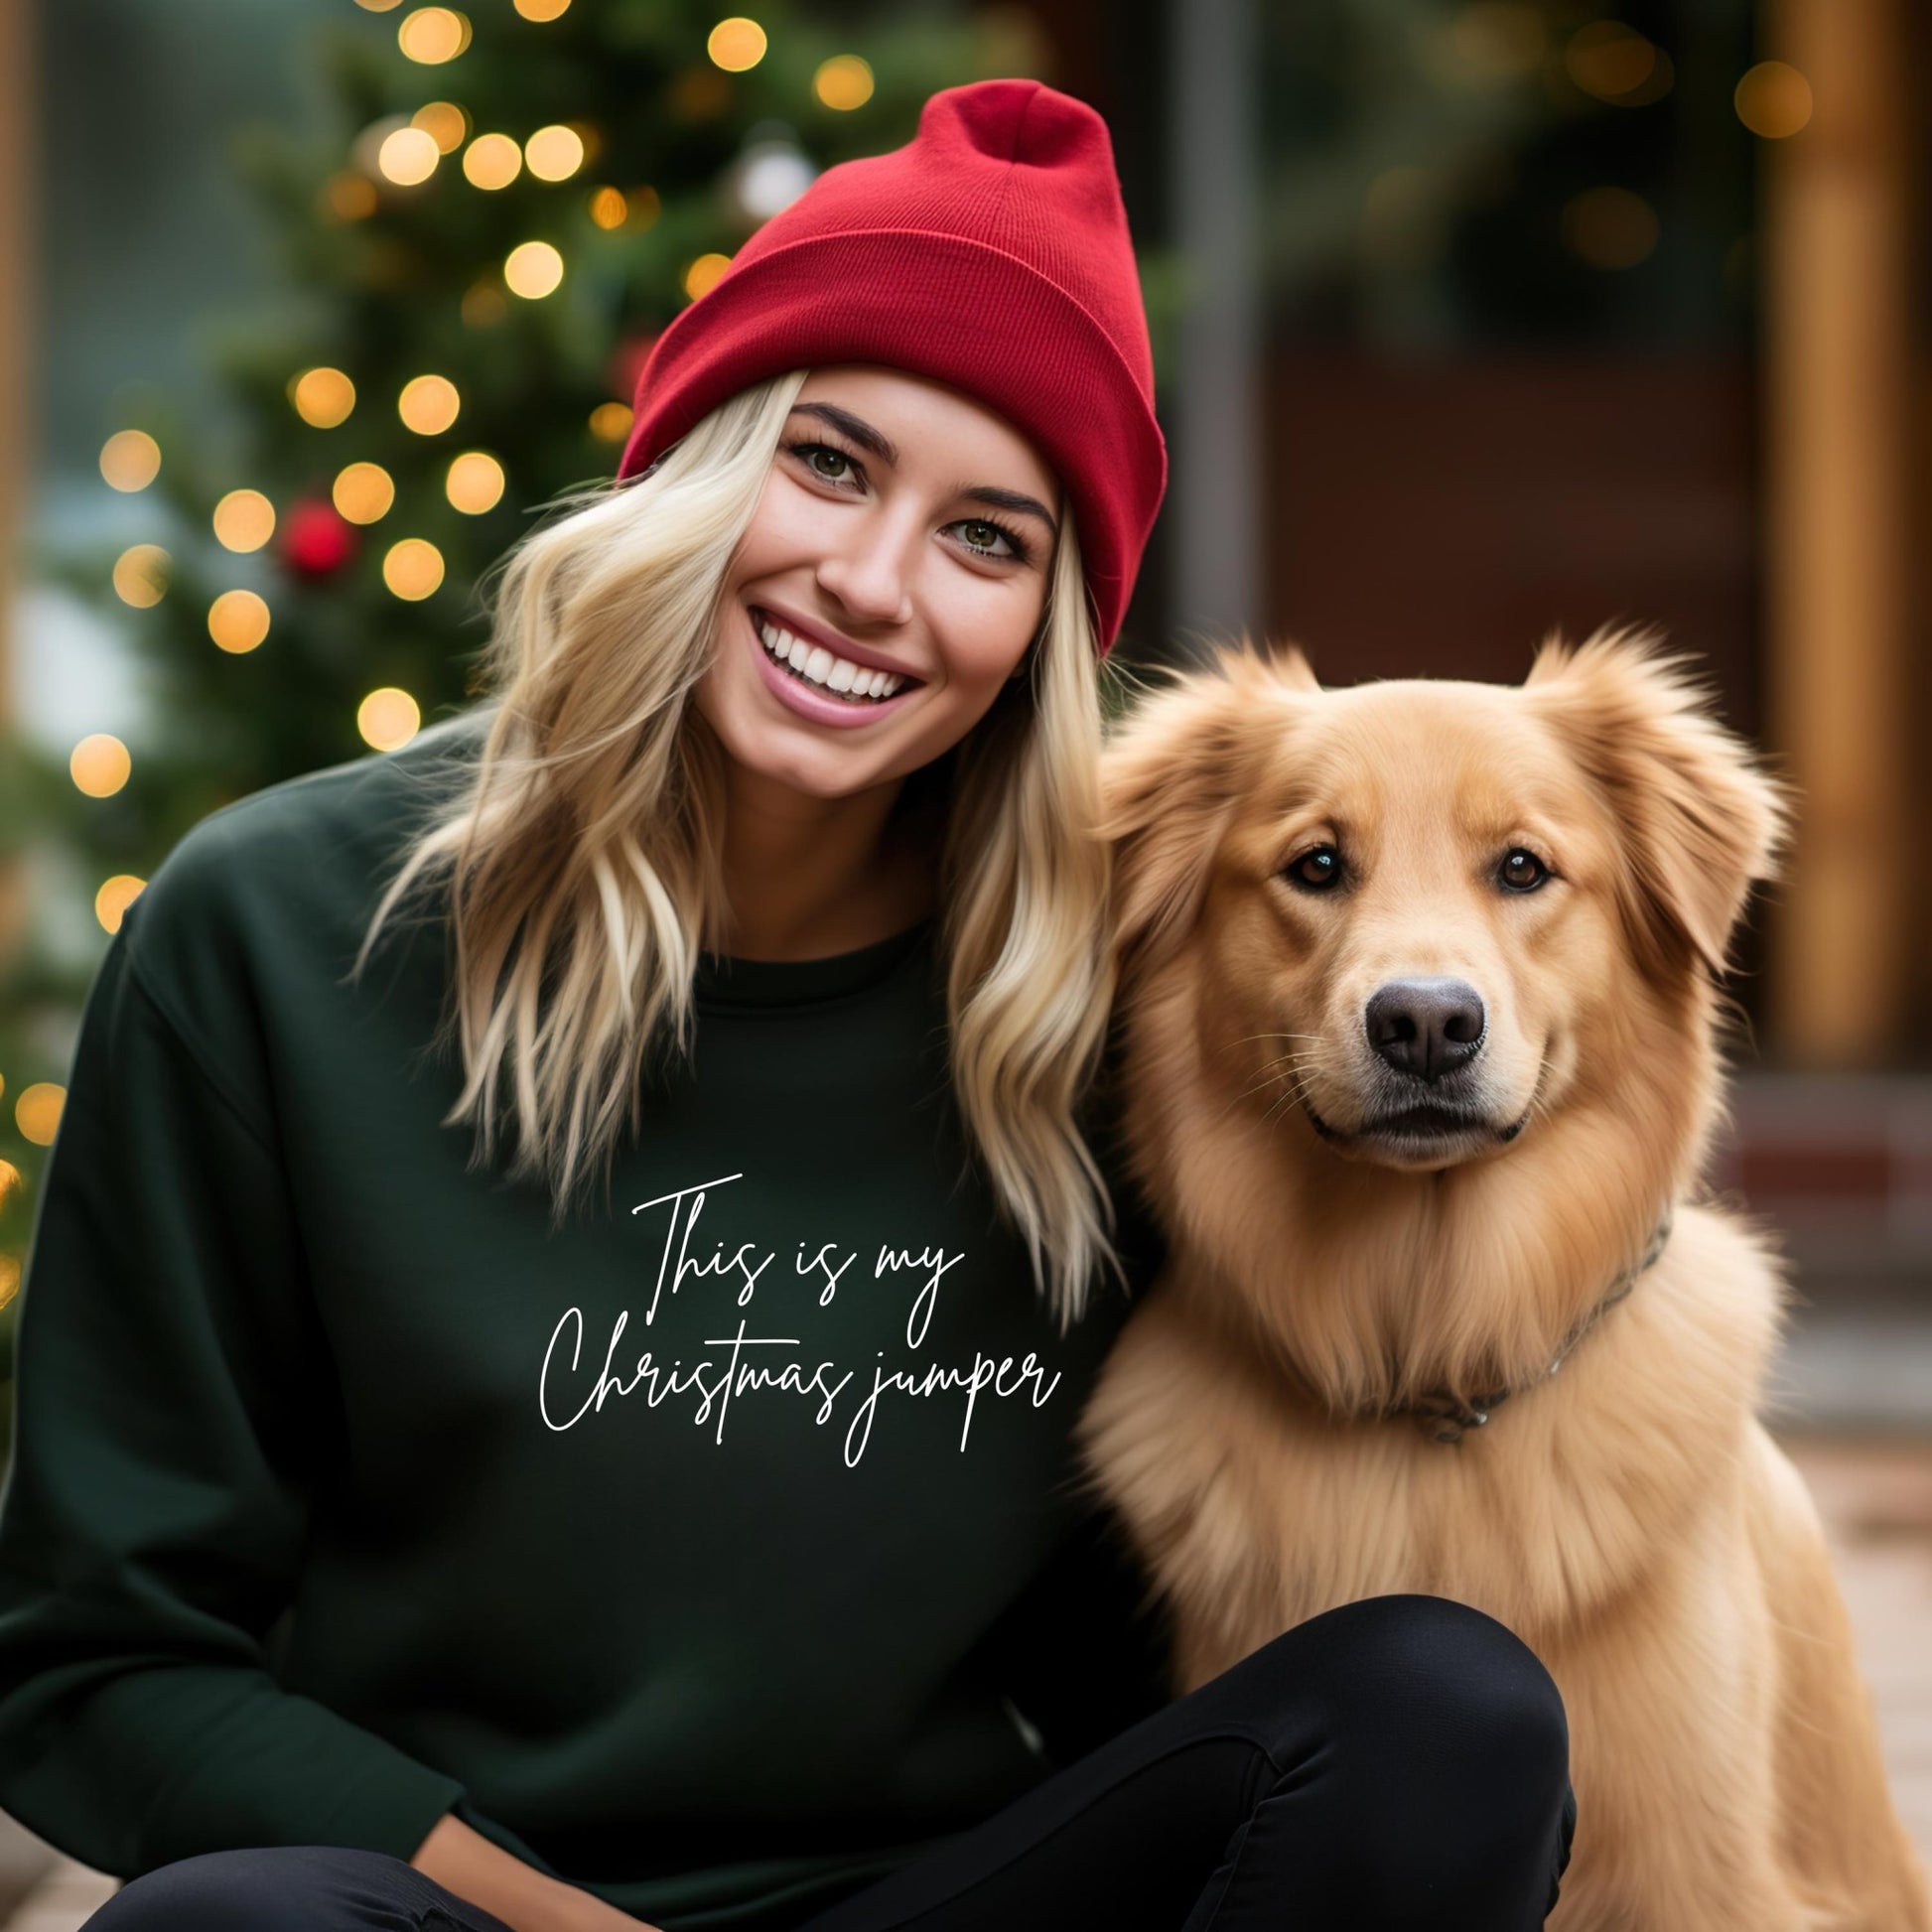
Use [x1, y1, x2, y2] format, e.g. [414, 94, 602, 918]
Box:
[807, 447, 852, 481]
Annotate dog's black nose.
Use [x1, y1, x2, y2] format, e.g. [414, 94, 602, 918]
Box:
[1365, 978, 1486, 1081]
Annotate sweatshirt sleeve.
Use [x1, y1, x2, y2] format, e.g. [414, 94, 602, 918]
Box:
[0, 915, 467, 1876]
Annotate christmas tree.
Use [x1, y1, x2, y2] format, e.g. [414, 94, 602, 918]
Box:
[0, 0, 1059, 1442]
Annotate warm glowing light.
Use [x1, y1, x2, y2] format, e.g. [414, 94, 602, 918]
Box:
[95, 875, 146, 933]
[1449, 4, 1545, 81]
[1566, 21, 1656, 99]
[0, 1159, 18, 1204]
[212, 488, 276, 553]
[525, 124, 586, 182]
[464, 132, 523, 190]
[1734, 61, 1812, 138]
[683, 252, 731, 300]
[813, 55, 874, 110]
[379, 125, 441, 185]
[358, 687, 423, 751]
[323, 172, 380, 221]
[708, 17, 767, 71]
[461, 279, 509, 327]
[413, 100, 470, 152]
[0, 1255, 18, 1313]
[292, 366, 357, 428]
[589, 186, 628, 229]
[112, 544, 170, 608]
[99, 430, 161, 491]
[590, 401, 633, 442]
[514, 0, 570, 17]
[383, 538, 446, 601]
[399, 7, 469, 64]
[399, 374, 462, 434]
[504, 240, 565, 298]
[15, 1085, 64, 1148]
[445, 451, 505, 513]
[1560, 186, 1658, 269]
[208, 590, 272, 653]
[333, 462, 396, 524]
[354, 0, 405, 10]
[69, 734, 131, 798]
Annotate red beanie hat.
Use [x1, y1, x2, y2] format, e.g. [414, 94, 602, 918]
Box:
[615, 78, 1166, 656]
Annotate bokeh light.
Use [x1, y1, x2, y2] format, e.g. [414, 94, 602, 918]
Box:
[334, 461, 396, 524]
[399, 374, 462, 433]
[212, 488, 276, 553]
[99, 430, 161, 491]
[399, 7, 470, 64]
[1561, 187, 1659, 269]
[358, 687, 423, 751]
[208, 590, 272, 653]
[446, 451, 505, 513]
[525, 124, 586, 182]
[464, 132, 523, 190]
[292, 366, 356, 428]
[708, 17, 767, 71]
[813, 55, 874, 110]
[590, 401, 634, 442]
[505, 240, 565, 298]
[413, 100, 470, 153]
[383, 538, 446, 600]
[378, 126, 441, 185]
[94, 876, 146, 934]
[14, 1085, 65, 1149]
[69, 735, 131, 798]
[514, 0, 570, 17]
[111, 544, 170, 608]
[683, 252, 731, 300]
[1734, 61, 1813, 139]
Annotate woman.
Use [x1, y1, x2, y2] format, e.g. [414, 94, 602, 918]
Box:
[0, 80, 1574, 1932]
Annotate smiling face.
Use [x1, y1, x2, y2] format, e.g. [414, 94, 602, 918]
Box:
[695, 366, 1063, 802]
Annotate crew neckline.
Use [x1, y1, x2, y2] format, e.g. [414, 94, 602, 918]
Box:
[693, 916, 937, 1010]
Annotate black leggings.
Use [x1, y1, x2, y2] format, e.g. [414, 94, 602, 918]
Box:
[84, 1594, 1577, 1932]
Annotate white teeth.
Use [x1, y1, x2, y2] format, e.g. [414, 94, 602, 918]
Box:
[756, 614, 907, 701]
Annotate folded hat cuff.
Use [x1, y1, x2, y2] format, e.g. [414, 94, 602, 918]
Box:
[616, 229, 1167, 651]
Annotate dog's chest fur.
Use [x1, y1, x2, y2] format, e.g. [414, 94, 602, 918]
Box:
[1076, 1202, 1783, 1692]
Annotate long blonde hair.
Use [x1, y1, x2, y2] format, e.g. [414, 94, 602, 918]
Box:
[349, 367, 1128, 1330]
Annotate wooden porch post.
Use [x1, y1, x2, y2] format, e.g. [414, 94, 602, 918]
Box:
[1762, 0, 1913, 1066]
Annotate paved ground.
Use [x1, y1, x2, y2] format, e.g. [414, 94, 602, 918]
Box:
[3, 1429, 1927, 1928]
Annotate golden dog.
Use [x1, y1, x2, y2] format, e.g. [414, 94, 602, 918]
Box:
[1079, 627, 1930, 1930]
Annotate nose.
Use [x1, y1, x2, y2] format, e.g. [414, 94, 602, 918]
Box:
[815, 516, 915, 626]
[1364, 977, 1486, 1082]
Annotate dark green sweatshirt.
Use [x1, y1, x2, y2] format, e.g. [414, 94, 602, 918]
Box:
[0, 714, 1172, 1930]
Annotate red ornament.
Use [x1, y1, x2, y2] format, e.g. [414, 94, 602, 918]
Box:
[280, 497, 358, 578]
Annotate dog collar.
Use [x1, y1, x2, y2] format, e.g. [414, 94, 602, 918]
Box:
[1373, 1204, 1676, 1447]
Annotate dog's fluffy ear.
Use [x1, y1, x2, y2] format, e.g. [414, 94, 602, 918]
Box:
[1099, 635, 1310, 982]
[1526, 624, 1792, 985]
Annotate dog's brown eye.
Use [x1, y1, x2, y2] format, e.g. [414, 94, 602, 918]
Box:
[1287, 845, 1342, 891]
[1498, 849, 1549, 893]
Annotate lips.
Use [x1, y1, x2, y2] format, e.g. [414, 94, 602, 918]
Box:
[749, 604, 925, 687]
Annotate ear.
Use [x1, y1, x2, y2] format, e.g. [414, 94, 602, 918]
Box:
[1525, 623, 1793, 985]
[1098, 633, 1311, 983]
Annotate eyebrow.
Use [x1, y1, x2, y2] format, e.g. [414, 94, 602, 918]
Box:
[785, 402, 1061, 540]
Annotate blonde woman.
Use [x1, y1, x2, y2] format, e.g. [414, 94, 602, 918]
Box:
[0, 80, 1575, 1932]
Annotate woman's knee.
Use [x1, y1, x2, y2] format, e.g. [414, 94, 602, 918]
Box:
[84, 1845, 421, 1932]
[1236, 1592, 1571, 1821]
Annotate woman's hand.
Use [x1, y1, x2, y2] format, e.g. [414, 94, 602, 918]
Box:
[410, 1810, 664, 1932]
